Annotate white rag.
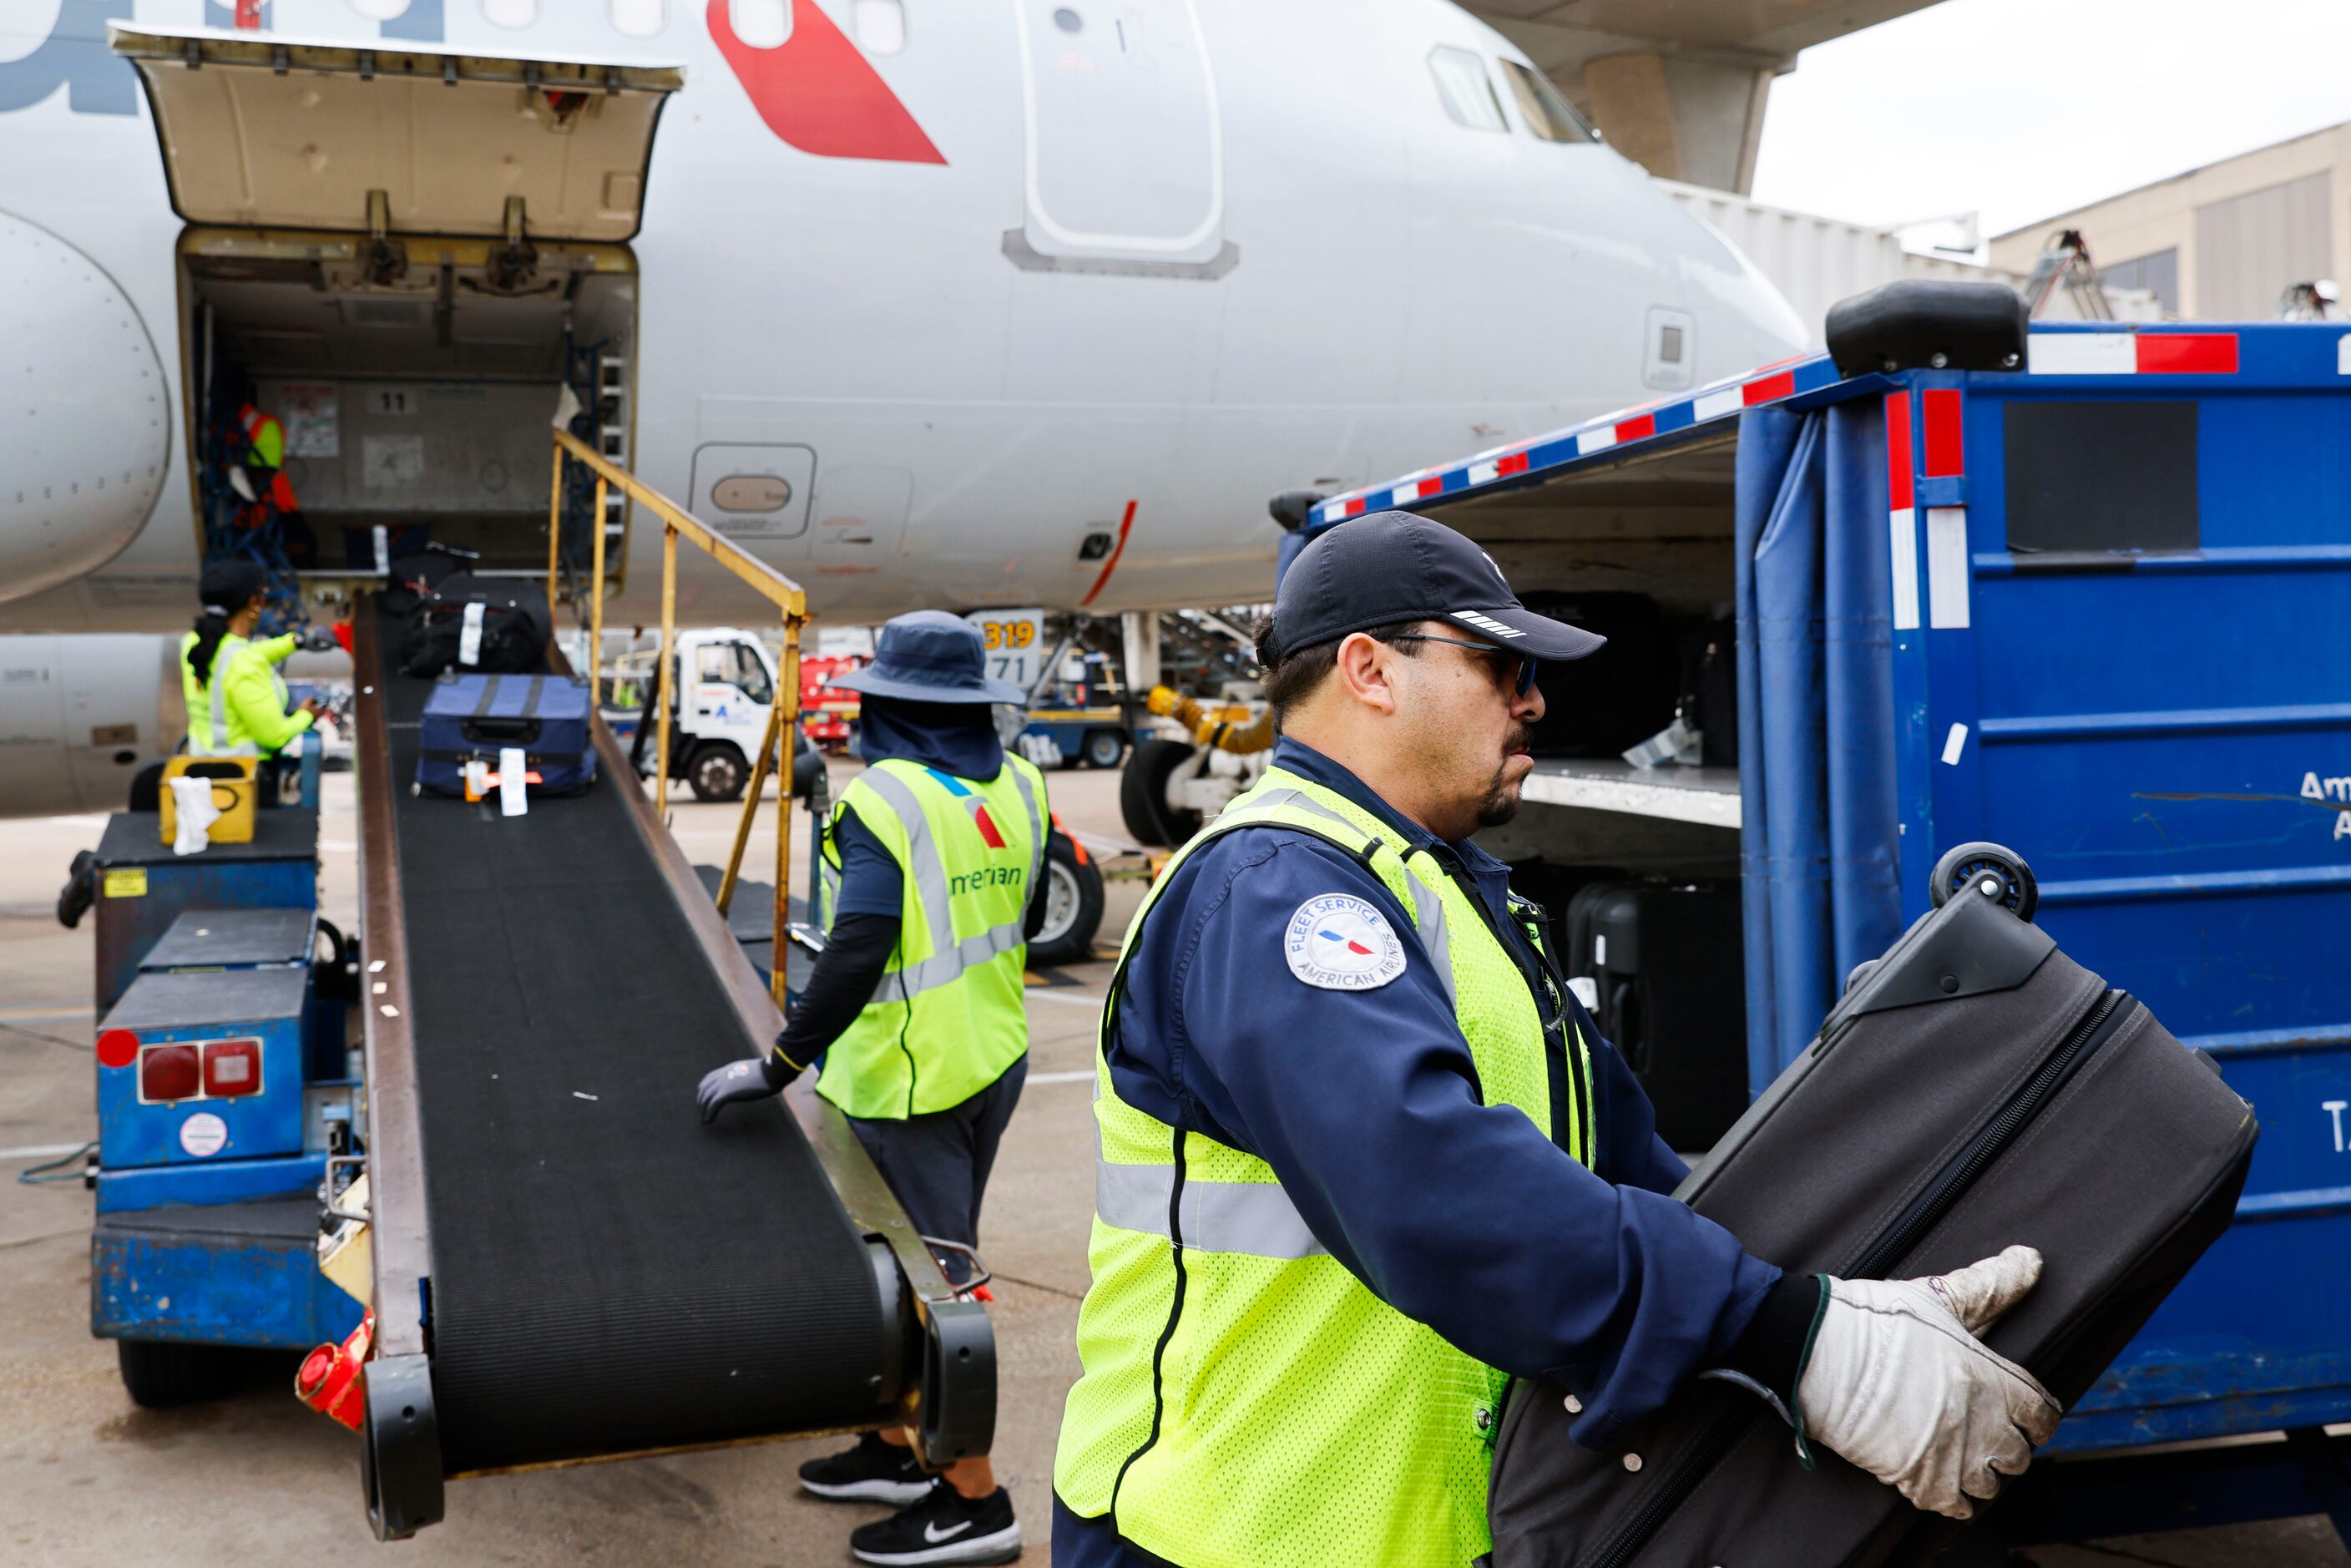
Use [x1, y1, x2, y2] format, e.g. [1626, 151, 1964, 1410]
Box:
[169, 776, 221, 856]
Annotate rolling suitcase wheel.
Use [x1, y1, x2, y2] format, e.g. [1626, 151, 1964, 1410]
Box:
[1929, 841, 2038, 923]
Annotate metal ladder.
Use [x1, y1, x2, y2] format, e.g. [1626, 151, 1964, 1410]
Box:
[2020, 228, 2113, 321]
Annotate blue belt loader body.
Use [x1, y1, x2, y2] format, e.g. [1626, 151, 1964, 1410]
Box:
[88, 814, 361, 1369]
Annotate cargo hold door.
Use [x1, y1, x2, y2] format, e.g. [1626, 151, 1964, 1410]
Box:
[108, 24, 682, 241]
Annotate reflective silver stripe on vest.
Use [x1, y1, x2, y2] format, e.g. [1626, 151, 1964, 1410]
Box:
[1095, 1158, 1327, 1261]
[198, 647, 261, 759]
[1242, 787, 1454, 1007]
[857, 764, 1033, 1000]
[1398, 854, 1454, 1007]
[1009, 763, 1047, 893]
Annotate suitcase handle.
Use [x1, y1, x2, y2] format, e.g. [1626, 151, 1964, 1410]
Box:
[463, 716, 543, 746]
[1610, 979, 1646, 1072]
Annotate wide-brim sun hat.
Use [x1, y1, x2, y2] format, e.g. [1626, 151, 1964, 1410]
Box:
[828, 609, 1027, 706]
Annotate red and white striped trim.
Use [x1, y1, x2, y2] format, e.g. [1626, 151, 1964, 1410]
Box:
[2029, 331, 2238, 376]
[1311, 352, 1829, 528]
[1465, 451, 1532, 486]
[1385, 473, 1443, 507]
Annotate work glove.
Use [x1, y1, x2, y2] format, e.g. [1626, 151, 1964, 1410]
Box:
[299, 625, 341, 654]
[696, 1051, 802, 1123]
[1797, 1244, 2062, 1520]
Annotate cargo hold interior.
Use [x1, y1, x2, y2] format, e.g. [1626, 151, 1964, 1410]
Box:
[178, 234, 634, 579]
[1448, 430, 1752, 1151]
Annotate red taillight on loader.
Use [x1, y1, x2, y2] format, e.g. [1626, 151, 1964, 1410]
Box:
[138, 1044, 200, 1103]
[95, 1029, 139, 1070]
[202, 1039, 261, 1098]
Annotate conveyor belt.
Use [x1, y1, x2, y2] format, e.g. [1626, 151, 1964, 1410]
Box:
[366, 619, 894, 1478]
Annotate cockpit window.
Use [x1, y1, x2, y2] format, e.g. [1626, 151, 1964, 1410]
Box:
[1500, 59, 1596, 144]
[1428, 47, 1506, 134]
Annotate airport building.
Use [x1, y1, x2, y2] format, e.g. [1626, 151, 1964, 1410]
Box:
[1989, 119, 2351, 320]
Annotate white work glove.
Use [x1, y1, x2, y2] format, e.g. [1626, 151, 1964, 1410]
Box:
[1797, 1244, 2063, 1520]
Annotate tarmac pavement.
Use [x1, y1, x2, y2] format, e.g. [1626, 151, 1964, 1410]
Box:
[0, 762, 2338, 1565]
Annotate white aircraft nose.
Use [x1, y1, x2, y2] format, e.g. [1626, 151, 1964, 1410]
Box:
[0, 210, 171, 604]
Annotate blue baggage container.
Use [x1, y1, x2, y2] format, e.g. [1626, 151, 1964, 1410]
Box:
[417, 672, 597, 797]
[1315, 317, 2351, 1545]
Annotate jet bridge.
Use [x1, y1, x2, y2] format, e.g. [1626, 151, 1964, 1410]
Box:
[347, 443, 990, 1537]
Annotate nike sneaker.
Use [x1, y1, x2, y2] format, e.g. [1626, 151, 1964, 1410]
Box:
[848, 1484, 1021, 1565]
[797, 1431, 935, 1505]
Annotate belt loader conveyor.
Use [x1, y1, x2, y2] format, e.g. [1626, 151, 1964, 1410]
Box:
[349, 609, 993, 1538]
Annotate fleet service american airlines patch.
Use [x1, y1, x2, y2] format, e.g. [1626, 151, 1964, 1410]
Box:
[1284, 893, 1407, 991]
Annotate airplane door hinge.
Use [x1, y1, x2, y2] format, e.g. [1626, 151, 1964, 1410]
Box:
[362, 188, 408, 286]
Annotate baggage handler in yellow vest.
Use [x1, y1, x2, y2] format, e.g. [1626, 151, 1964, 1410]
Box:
[181, 560, 333, 783]
[698, 610, 1048, 1566]
[1052, 511, 2060, 1568]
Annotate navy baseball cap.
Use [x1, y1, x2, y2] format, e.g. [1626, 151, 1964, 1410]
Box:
[1263, 510, 1608, 664]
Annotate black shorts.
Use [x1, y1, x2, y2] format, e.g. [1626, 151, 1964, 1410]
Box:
[847, 1055, 1027, 1285]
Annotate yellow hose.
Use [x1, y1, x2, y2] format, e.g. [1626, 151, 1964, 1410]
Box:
[1146, 686, 1275, 755]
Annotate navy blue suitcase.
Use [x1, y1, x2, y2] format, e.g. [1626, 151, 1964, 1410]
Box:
[417, 674, 599, 797]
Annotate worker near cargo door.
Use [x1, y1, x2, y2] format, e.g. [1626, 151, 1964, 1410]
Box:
[228, 399, 313, 564]
[697, 610, 1046, 1567]
[1052, 511, 2062, 1568]
[183, 561, 336, 795]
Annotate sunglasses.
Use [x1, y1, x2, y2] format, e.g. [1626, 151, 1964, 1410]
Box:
[1388, 633, 1540, 697]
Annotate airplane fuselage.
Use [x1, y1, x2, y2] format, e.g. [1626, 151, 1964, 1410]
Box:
[0, 0, 1805, 634]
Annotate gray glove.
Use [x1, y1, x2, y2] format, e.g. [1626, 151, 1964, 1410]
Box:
[696, 1052, 801, 1123]
[299, 625, 341, 653]
[1797, 1245, 2062, 1520]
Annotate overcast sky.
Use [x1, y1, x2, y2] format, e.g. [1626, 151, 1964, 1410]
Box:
[1751, 0, 2351, 243]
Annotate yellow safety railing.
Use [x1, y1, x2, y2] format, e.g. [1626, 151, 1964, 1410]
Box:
[550, 428, 809, 1007]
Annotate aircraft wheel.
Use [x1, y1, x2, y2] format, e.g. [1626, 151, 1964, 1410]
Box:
[1119, 739, 1201, 848]
[1029, 830, 1105, 969]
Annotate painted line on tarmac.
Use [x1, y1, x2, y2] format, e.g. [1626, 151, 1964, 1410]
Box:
[1025, 1070, 1097, 1086]
[1027, 991, 1105, 1009]
[0, 1141, 91, 1162]
[0, 1004, 93, 1022]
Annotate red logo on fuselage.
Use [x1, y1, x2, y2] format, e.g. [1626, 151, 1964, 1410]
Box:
[706, 0, 945, 164]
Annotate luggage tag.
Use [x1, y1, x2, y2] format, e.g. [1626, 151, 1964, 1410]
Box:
[458, 600, 485, 666]
[464, 753, 543, 807]
[498, 746, 529, 817]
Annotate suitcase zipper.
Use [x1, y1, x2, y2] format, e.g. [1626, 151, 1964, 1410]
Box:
[1850, 989, 2126, 1280]
[1581, 987, 2128, 1568]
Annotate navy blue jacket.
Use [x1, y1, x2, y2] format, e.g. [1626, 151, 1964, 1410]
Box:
[1055, 739, 1782, 1567]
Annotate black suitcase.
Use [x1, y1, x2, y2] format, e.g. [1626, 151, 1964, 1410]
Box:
[1568, 882, 1748, 1153]
[1487, 844, 2257, 1568]
[397, 573, 552, 677]
[378, 544, 479, 617]
[1676, 615, 1737, 768]
[1519, 593, 1676, 758]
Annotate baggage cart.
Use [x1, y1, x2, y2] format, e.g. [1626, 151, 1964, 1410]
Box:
[1311, 306, 2351, 1547]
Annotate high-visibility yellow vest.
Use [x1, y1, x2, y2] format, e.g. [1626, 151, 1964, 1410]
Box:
[179, 630, 310, 757]
[1054, 766, 1592, 1568]
[816, 755, 1048, 1119]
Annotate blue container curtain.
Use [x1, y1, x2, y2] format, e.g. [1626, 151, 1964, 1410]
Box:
[1734, 401, 1904, 1092]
